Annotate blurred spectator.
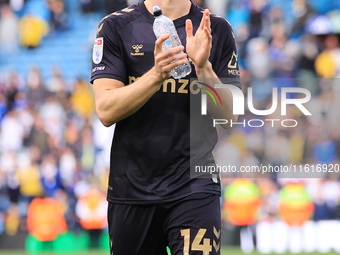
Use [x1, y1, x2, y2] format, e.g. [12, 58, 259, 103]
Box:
[266, 131, 290, 166]
[81, 0, 96, 13]
[314, 133, 336, 164]
[257, 179, 279, 221]
[48, 0, 68, 33]
[223, 179, 261, 226]
[5, 204, 20, 236]
[297, 36, 318, 92]
[59, 148, 77, 189]
[5, 70, 22, 111]
[322, 179, 340, 218]
[40, 155, 61, 197]
[105, 0, 127, 14]
[70, 79, 95, 119]
[0, 92, 6, 121]
[311, 180, 333, 221]
[289, 128, 305, 164]
[332, 127, 340, 158]
[0, 4, 19, 54]
[278, 182, 314, 226]
[315, 35, 340, 78]
[27, 66, 51, 106]
[268, 25, 288, 77]
[39, 96, 66, 145]
[9, 0, 26, 13]
[0, 0, 9, 5]
[75, 189, 107, 248]
[27, 114, 50, 155]
[46, 65, 66, 93]
[0, 110, 25, 151]
[246, 37, 271, 79]
[92, 117, 114, 168]
[291, 0, 314, 36]
[64, 121, 82, 157]
[81, 129, 95, 174]
[17, 150, 43, 199]
[1, 151, 20, 203]
[207, 0, 227, 17]
[265, 7, 285, 39]
[27, 196, 68, 242]
[19, 13, 48, 48]
[0, 211, 5, 235]
[249, 0, 265, 38]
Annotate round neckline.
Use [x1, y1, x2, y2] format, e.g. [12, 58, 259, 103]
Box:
[139, 0, 197, 27]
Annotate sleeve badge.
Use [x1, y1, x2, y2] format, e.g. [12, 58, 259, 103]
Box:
[93, 37, 104, 64]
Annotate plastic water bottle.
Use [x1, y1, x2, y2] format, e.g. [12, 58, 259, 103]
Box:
[153, 5, 192, 79]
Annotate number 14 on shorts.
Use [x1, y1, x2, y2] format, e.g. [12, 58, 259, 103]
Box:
[180, 227, 221, 255]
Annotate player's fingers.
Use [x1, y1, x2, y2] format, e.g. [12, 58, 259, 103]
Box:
[205, 27, 212, 41]
[158, 52, 187, 66]
[199, 9, 209, 30]
[204, 17, 211, 34]
[199, 9, 207, 30]
[186, 19, 193, 38]
[162, 58, 188, 73]
[205, 10, 211, 33]
[155, 46, 184, 62]
[155, 34, 170, 53]
[164, 46, 185, 57]
[206, 10, 211, 23]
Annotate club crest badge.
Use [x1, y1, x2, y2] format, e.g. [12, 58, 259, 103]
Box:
[93, 37, 104, 64]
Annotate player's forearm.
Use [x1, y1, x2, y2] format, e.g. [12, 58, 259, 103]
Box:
[196, 62, 238, 129]
[95, 70, 163, 127]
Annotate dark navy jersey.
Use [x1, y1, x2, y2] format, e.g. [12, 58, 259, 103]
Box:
[91, 1, 241, 204]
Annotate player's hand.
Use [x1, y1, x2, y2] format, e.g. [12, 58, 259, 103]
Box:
[185, 9, 212, 71]
[152, 34, 188, 82]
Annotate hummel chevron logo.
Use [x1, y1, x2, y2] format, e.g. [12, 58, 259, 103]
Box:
[213, 240, 220, 252]
[213, 226, 220, 239]
[121, 7, 134, 12]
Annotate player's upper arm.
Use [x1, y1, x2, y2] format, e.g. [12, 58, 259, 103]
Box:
[93, 78, 124, 127]
[91, 18, 127, 85]
[91, 17, 128, 126]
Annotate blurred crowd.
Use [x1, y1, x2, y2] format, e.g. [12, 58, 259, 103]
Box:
[0, 0, 70, 52]
[0, 65, 114, 236]
[0, 0, 340, 246]
[213, 0, 340, 227]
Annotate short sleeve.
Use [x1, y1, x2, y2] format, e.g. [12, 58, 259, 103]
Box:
[212, 19, 241, 88]
[90, 18, 127, 84]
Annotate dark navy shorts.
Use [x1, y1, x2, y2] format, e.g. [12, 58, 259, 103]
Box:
[108, 193, 221, 255]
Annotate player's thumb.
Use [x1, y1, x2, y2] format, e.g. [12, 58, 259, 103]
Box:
[155, 34, 170, 53]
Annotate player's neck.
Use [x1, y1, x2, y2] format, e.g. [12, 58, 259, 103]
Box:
[144, 0, 191, 20]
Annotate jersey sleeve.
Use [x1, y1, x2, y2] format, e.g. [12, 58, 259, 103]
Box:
[90, 18, 127, 84]
[212, 18, 241, 88]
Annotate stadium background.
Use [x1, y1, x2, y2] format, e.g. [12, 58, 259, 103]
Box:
[1, 0, 340, 254]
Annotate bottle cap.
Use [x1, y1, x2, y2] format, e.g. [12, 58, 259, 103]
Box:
[153, 5, 162, 17]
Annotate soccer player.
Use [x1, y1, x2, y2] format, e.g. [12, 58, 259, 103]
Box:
[91, 0, 241, 254]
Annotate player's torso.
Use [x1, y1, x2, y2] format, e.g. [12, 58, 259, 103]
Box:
[102, 2, 222, 203]
[118, 13, 197, 98]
